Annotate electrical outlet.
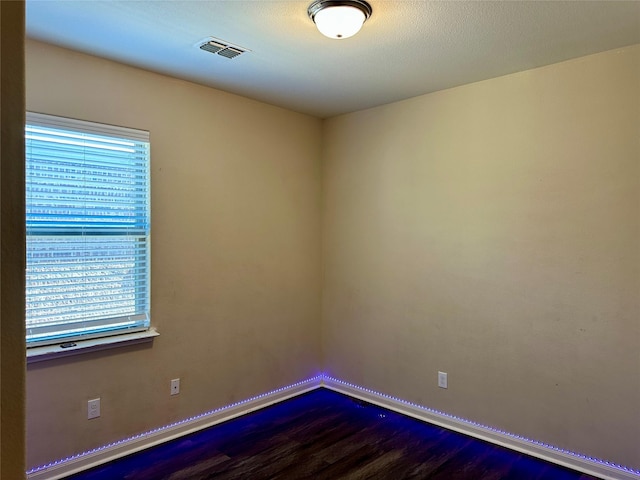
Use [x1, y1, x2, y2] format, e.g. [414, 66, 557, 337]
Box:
[171, 378, 180, 396]
[88, 398, 101, 419]
[438, 371, 448, 389]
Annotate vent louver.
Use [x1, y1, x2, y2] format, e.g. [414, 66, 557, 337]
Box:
[217, 47, 244, 59]
[197, 37, 249, 60]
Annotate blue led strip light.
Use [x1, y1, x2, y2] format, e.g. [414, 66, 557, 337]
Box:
[322, 375, 640, 477]
[27, 373, 640, 477]
[27, 375, 323, 475]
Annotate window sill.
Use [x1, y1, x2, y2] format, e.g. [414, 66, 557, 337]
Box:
[27, 328, 159, 364]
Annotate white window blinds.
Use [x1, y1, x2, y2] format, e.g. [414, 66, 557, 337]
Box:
[25, 112, 150, 346]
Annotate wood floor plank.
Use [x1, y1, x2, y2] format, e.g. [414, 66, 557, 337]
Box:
[67, 389, 601, 480]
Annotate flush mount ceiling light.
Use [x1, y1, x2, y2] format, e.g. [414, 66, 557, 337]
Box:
[308, 0, 372, 40]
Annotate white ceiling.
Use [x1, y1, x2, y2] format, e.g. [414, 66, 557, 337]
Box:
[26, 1, 640, 118]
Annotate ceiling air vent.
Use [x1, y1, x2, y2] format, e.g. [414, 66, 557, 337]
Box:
[196, 37, 249, 60]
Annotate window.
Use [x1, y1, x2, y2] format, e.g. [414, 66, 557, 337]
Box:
[25, 113, 150, 347]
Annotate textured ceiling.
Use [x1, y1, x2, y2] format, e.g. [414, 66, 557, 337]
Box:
[26, 1, 640, 118]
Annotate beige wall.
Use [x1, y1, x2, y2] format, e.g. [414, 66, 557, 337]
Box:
[25, 40, 322, 468]
[322, 46, 640, 468]
[1, 2, 26, 478]
[24, 39, 640, 472]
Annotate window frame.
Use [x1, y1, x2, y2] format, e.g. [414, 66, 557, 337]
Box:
[25, 112, 151, 349]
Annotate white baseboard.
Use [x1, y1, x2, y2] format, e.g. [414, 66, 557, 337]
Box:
[322, 376, 640, 480]
[28, 374, 640, 480]
[27, 376, 323, 480]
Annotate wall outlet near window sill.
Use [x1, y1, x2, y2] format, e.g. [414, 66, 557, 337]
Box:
[88, 398, 101, 419]
[171, 378, 180, 396]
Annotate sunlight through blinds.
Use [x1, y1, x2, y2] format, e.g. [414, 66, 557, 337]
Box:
[25, 113, 150, 346]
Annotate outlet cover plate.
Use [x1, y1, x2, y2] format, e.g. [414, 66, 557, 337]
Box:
[88, 398, 100, 419]
[438, 371, 448, 389]
[171, 378, 180, 396]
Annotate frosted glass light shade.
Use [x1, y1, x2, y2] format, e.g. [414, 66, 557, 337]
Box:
[314, 5, 366, 39]
[308, 0, 372, 40]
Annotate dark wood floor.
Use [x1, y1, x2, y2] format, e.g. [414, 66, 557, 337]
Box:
[68, 388, 599, 479]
